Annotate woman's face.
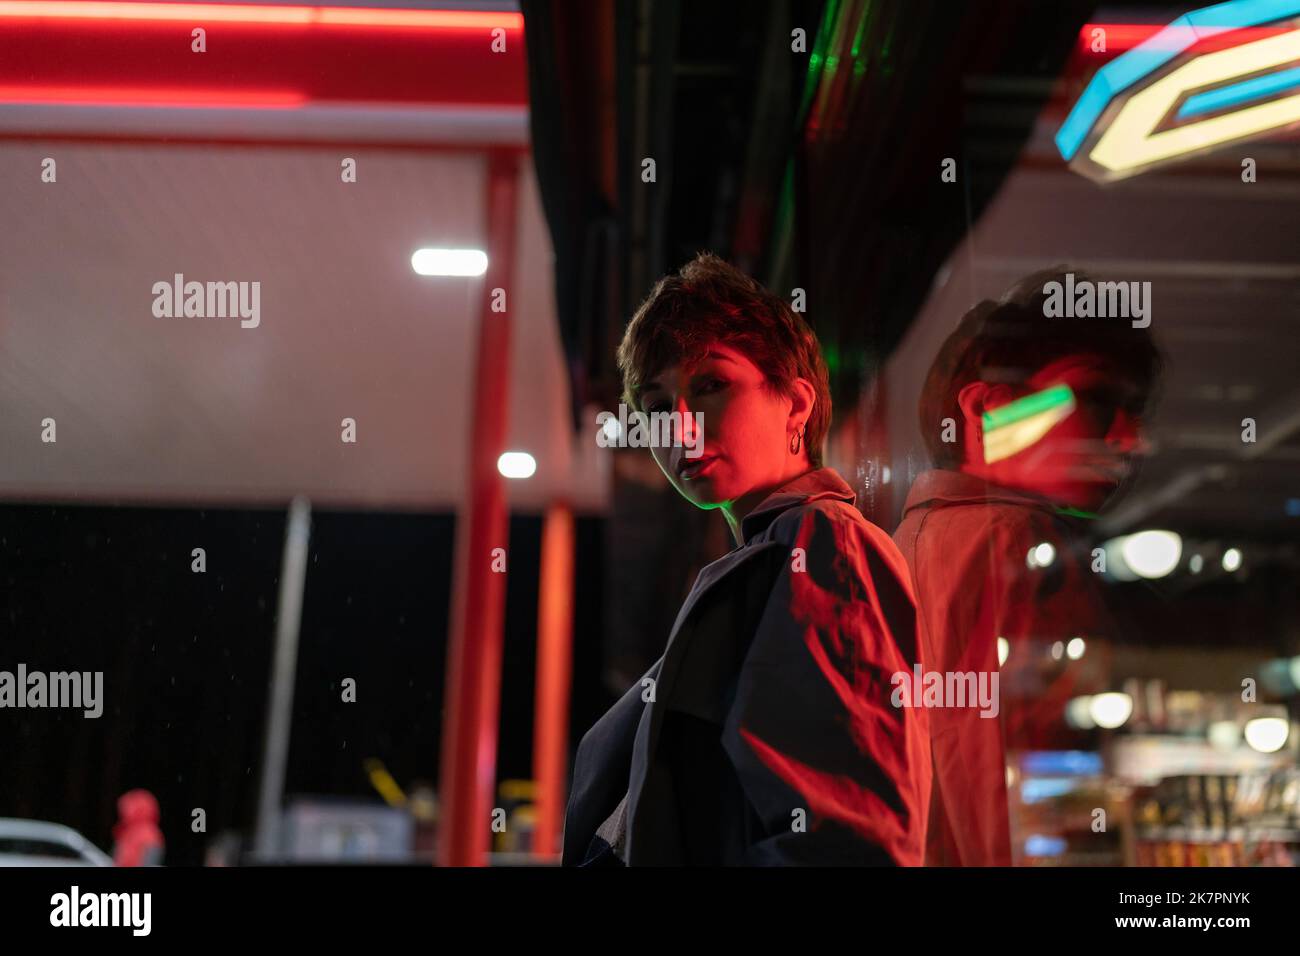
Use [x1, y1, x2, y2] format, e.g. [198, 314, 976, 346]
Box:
[979, 354, 1147, 512]
[637, 344, 801, 509]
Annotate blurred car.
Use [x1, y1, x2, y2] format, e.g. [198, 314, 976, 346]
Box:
[0, 818, 113, 866]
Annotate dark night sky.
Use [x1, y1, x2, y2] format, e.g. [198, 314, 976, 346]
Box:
[1, 503, 611, 865]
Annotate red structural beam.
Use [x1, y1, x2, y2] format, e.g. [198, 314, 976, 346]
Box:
[438, 151, 520, 867]
[0, 1, 527, 107]
[532, 502, 574, 859]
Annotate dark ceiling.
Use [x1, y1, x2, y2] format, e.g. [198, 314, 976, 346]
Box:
[524, 0, 1105, 421]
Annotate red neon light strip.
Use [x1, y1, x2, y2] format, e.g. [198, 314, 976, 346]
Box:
[0, 84, 307, 107]
[0, 1, 528, 112]
[317, 7, 521, 30]
[1079, 22, 1292, 53]
[0, 1, 522, 30]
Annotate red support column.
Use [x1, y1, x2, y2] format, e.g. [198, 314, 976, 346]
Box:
[532, 500, 575, 858]
[438, 150, 520, 867]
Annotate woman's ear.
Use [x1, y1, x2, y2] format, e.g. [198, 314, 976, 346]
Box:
[956, 381, 1013, 428]
[787, 377, 816, 429]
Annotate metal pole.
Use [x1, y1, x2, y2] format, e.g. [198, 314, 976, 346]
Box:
[254, 495, 312, 860]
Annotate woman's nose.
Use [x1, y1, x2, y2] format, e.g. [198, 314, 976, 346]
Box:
[674, 395, 698, 445]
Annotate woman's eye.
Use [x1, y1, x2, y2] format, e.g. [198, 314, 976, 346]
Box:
[696, 377, 726, 395]
[646, 401, 669, 414]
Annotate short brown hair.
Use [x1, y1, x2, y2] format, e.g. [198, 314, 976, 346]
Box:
[919, 267, 1163, 469]
[616, 253, 832, 467]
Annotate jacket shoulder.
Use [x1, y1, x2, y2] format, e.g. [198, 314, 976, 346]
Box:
[908, 499, 1070, 579]
[767, 496, 868, 540]
[910, 495, 1060, 544]
[768, 498, 913, 590]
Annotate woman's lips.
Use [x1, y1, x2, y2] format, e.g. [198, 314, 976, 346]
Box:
[678, 456, 717, 481]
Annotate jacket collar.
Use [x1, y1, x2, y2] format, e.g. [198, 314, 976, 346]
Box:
[739, 467, 857, 545]
[901, 468, 1062, 517]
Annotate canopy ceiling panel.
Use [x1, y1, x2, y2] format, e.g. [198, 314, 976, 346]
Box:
[0, 141, 598, 511]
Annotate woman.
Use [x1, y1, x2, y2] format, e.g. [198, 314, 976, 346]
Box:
[563, 254, 930, 866]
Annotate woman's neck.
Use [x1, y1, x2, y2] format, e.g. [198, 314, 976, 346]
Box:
[721, 461, 818, 547]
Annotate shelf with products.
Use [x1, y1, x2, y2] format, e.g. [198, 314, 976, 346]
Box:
[1129, 767, 1300, 866]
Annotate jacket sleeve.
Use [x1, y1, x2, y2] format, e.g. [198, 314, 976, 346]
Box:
[720, 504, 930, 865]
[561, 658, 662, 866]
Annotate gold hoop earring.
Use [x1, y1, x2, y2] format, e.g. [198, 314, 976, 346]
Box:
[790, 426, 803, 455]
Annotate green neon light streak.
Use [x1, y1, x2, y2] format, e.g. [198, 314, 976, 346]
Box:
[811, 0, 853, 130]
[982, 384, 1076, 433]
[850, 1, 871, 78]
[1055, 506, 1101, 521]
[798, 0, 842, 124]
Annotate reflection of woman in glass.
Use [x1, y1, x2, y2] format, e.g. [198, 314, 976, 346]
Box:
[563, 253, 930, 866]
[895, 268, 1163, 866]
